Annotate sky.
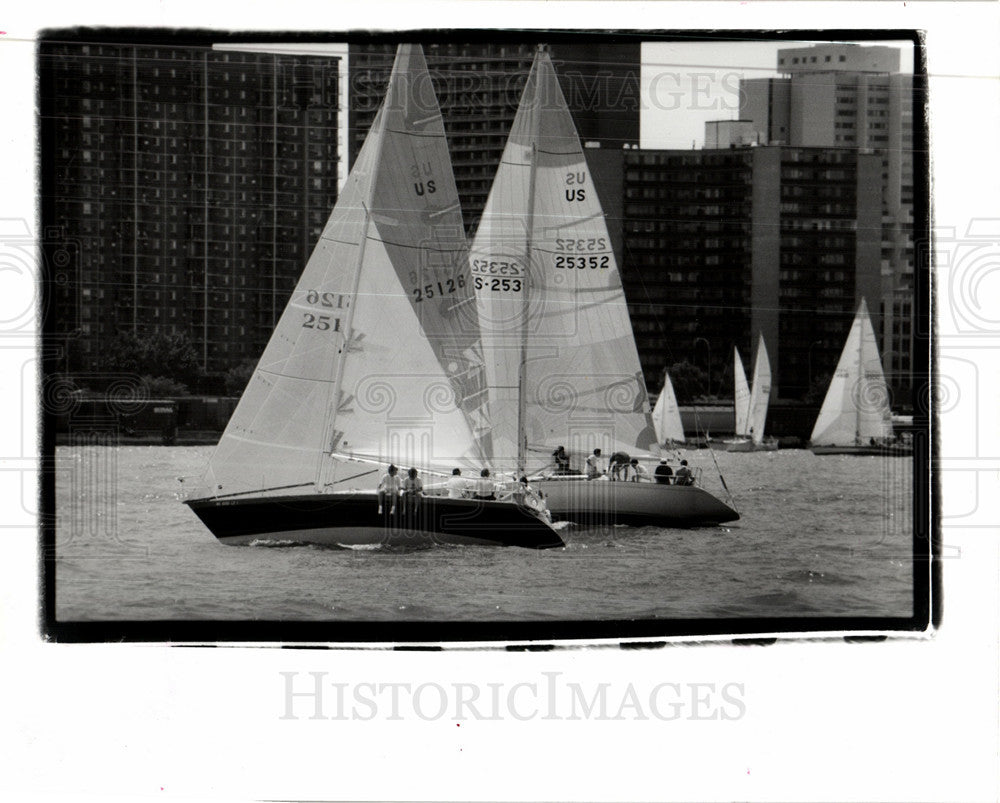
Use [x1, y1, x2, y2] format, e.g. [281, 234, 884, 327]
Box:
[641, 39, 915, 149]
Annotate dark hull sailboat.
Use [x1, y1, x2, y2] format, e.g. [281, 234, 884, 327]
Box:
[184, 45, 563, 549]
[188, 492, 564, 549]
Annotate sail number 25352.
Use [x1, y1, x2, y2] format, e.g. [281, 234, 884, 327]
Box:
[301, 289, 344, 332]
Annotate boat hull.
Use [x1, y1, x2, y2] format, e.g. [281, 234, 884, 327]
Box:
[725, 438, 779, 453]
[185, 492, 565, 549]
[533, 478, 739, 526]
[809, 444, 913, 457]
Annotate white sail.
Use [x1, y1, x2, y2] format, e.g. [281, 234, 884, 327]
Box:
[202, 45, 485, 497]
[652, 371, 685, 444]
[471, 47, 657, 475]
[746, 334, 771, 445]
[733, 347, 751, 437]
[810, 298, 893, 446]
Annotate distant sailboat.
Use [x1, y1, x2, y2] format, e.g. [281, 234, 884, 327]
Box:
[809, 299, 910, 456]
[183, 45, 563, 548]
[727, 334, 779, 452]
[470, 46, 738, 526]
[652, 371, 685, 447]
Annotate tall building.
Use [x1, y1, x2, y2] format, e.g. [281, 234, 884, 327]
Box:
[740, 43, 915, 402]
[617, 145, 882, 401]
[347, 41, 641, 233]
[40, 41, 341, 381]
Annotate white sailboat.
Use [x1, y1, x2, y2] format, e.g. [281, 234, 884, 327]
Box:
[727, 334, 779, 452]
[652, 370, 686, 447]
[809, 299, 909, 456]
[470, 46, 738, 526]
[183, 45, 563, 548]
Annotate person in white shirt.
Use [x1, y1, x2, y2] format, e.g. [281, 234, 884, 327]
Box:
[473, 468, 496, 500]
[628, 458, 648, 482]
[446, 468, 469, 499]
[377, 464, 402, 514]
[585, 448, 604, 480]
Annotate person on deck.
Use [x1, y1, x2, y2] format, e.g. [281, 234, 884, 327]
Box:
[402, 467, 423, 514]
[628, 458, 647, 482]
[447, 468, 469, 499]
[654, 460, 674, 485]
[585, 448, 604, 480]
[608, 451, 631, 481]
[474, 468, 496, 501]
[552, 445, 570, 474]
[674, 460, 694, 486]
[377, 464, 402, 514]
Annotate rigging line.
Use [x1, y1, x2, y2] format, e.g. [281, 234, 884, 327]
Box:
[382, 127, 444, 139]
[321, 467, 379, 487]
[202, 481, 313, 501]
[692, 405, 738, 513]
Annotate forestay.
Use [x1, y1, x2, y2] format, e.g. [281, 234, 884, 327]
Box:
[201, 44, 485, 498]
[471, 47, 657, 475]
[810, 298, 893, 446]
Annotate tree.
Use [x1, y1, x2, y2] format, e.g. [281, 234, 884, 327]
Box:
[102, 330, 203, 388]
[667, 361, 708, 404]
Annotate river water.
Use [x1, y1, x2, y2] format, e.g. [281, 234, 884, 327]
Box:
[53, 445, 915, 625]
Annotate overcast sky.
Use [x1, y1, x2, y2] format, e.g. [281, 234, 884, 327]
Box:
[640, 39, 915, 149]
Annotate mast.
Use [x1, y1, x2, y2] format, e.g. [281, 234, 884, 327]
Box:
[517, 46, 545, 478]
[315, 204, 374, 490]
[316, 85, 389, 490]
[855, 301, 864, 446]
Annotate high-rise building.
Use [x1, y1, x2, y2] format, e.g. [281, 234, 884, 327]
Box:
[740, 43, 915, 402]
[616, 145, 882, 401]
[40, 41, 341, 381]
[347, 41, 641, 233]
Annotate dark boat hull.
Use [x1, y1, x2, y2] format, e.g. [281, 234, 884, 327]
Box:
[533, 478, 739, 527]
[185, 492, 565, 549]
[810, 444, 913, 456]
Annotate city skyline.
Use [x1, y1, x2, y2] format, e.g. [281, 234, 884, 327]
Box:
[218, 37, 917, 185]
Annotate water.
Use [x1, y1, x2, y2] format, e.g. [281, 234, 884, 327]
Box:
[54, 446, 914, 622]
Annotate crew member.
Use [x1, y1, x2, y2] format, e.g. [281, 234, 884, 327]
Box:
[585, 448, 604, 480]
[552, 445, 570, 474]
[674, 460, 694, 486]
[608, 451, 631, 481]
[628, 458, 647, 482]
[654, 460, 673, 485]
[402, 467, 423, 514]
[447, 468, 469, 499]
[474, 468, 496, 500]
[377, 464, 402, 514]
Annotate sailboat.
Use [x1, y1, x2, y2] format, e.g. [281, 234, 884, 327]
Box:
[726, 335, 779, 452]
[809, 298, 910, 456]
[469, 47, 738, 526]
[652, 370, 686, 447]
[183, 45, 564, 548]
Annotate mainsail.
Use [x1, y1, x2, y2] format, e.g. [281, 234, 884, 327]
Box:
[652, 371, 685, 445]
[746, 334, 772, 445]
[471, 47, 657, 475]
[201, 45, 486, 497]
[810, 298, 893, 446]
[733, 347, 751, 437]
